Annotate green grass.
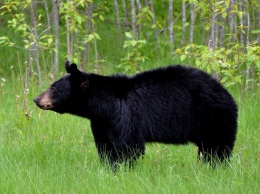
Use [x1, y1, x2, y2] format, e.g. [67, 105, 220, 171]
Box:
[1, 3, 259, 193]
[0, 72, 259, 194]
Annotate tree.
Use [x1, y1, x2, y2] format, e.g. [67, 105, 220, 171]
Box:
[51, 0, 60, 79]
[190, 1, 195, 44]
[168, 0, 174, 47]
[114, 0, 121, 31]
[181, 0, 186, 46]
[30, 0, 42, 87]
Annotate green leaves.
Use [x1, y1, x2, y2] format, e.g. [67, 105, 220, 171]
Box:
[251, 30, 260, 34]
[180, 55, 186, 62]
[118, 32, 148, 74]
[173, 43, 260, 88]
[84, 33, 101, 44]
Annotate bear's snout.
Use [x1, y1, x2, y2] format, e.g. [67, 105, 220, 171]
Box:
[34, 91, 54, 110]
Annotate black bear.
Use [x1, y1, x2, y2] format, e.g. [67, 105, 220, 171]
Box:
[34, 61, 238, 167]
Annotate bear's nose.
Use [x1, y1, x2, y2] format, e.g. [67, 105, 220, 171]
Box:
[33, 97, 38, 104]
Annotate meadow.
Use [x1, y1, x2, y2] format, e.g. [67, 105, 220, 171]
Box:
[0, 61, 259, 194]
[0, 1, 260, 192]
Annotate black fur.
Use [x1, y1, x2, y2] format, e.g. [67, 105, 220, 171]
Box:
[34, 61, 238, 167]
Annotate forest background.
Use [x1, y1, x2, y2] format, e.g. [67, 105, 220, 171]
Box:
[0, 0, 259, 193]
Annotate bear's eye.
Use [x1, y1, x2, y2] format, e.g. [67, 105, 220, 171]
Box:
[50, 86, 57, 93]
[50, 86, 60, 98]
[50, 86, 55, 91]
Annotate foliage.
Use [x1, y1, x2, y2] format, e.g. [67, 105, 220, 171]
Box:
[118, 32, 148, 74]
[0, 0, 54, 51]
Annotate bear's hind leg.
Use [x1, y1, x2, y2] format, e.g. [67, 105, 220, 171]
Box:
[197, 142, 233, 165]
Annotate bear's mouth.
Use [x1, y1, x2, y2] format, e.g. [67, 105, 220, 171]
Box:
[37, 103, 54, 110]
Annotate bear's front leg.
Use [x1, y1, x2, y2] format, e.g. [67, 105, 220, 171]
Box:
[90, 121, 116, 165]
[90, 120, 145, 168]
[95, 139, 144, 169]
[107, 127, 146, 168]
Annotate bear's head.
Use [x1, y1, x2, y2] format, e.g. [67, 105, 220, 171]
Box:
[34, 61, 89, 114]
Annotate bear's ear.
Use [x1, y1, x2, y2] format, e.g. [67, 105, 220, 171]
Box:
[65, 60, 88, 88]
[69, 63, 79, 75]
[65, 60, 80, 75]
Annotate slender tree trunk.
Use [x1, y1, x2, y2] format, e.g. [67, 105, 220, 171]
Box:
[91, 2, 99, 72]
[209, 0, 219, 81]
[83, 1, 93, 70]
[168, 0, 174, 47]
[215, 14, 219, 48]
[71, 31, 74, 60]
[219, 6, 226, 47]
[181, 0, 186, 46]
[44, 0, 51, 34]
[258, 0, 260, 44]
[93, 22, 99, 72]
[253, 0, 260, 92]
[190, 2, 195, 44]
[136, 0, 142, 39]
[228, 0, 235, 44]
[114, 0, 121, 31]
[66, 17, 71, 61]
[44, 0, 52, 73]
[245, 1, 250, 92]
[122, 0, 129, 31]
[131, 0, 136, 36]
[145, 0, 149, 6]
[30, 0, 42, 88]
[210, 0, 222, 50]
[52, 0, 59, 79]
[149, 0, 159, 47]
[239, 1, 244, 46]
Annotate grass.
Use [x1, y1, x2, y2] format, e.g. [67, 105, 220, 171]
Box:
[0, 5, 259, 194]
[0, 22, 259, 193]
[0, 68, 259, 194]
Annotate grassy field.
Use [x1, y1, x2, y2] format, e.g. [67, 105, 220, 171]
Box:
[0, 66, 259, 194]
[1, 2, 259, 192]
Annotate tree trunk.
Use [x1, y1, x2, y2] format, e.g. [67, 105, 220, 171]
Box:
[43, 0, 52, 73]
[168, 0, 174, 47]
[44, 0, 51, 34]
[93, 21, 99, 72]
[136, 0, 142, 39]
[228, 0, 235, 45]
[114, 0, 121, 31]
[131, 0, 136, 36]
[83, 1, 93, 70]
[122, 0, 129, 31]
[219, 7, 226, 48]
[253, 0, 260, 92]
[181, 0, 186, 46]
[258, 0, 260, 44]
[51, 0, 59, 79]
[91, 1, 99, 72]
[149, 0, 159, 47]
[190, 2, 195, 44]
[239, 1, 244, 46]
[30, 0, 42, 88]
[245, 1, 250, 92]
[209, 0, 219, 81]
[66, 15, 71, 60]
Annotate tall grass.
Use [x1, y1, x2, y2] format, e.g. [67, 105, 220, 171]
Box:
[0, 23, 259, 194]
[0, 58, 259, 194]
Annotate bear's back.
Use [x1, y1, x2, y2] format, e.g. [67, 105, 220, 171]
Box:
[131, 65, 211, 84]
